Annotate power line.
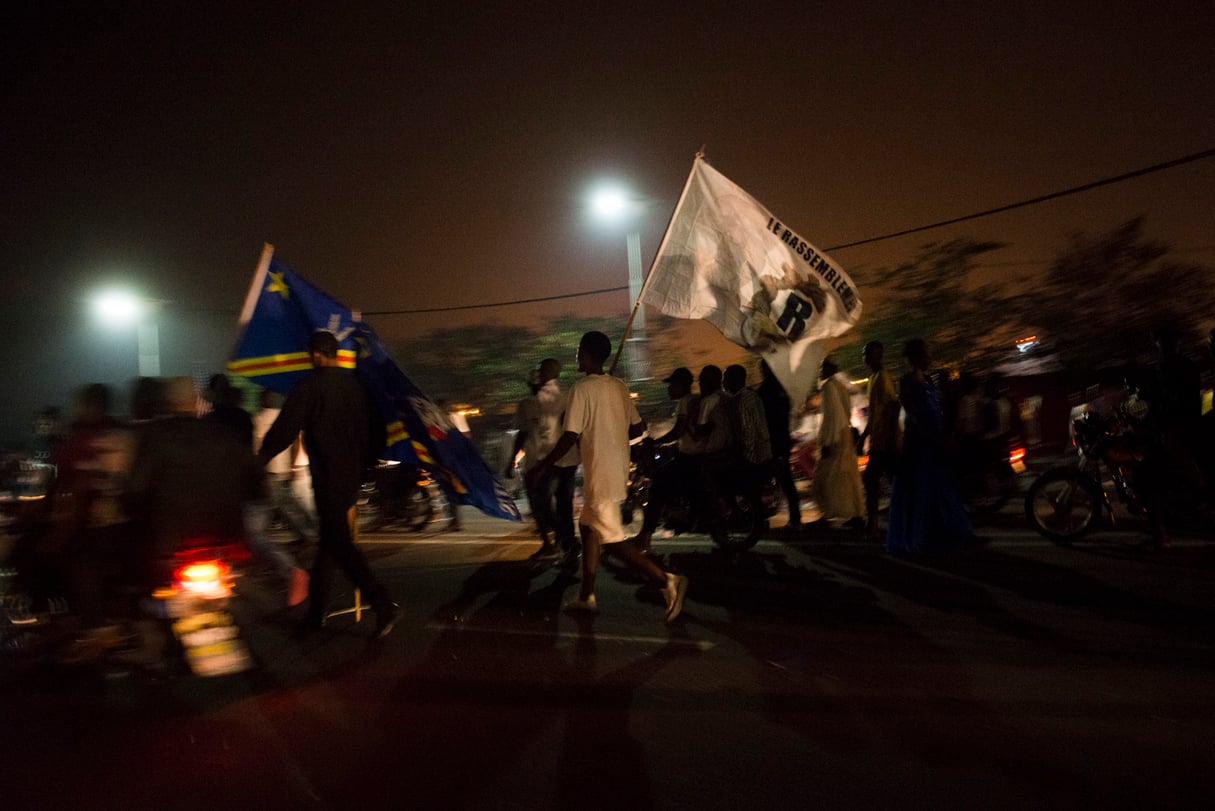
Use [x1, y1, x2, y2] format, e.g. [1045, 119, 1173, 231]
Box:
[363, 285, 630, 316]
[365, 146, 1215, 316]
[827, 146, 1215, 251]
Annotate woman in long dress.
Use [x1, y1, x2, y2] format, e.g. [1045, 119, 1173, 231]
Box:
[886, 339, 974, 555]
[811, 357, 866, 525]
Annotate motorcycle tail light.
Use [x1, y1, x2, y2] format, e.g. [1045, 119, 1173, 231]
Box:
[174, 560, 230, 596]
[1009, 444, 1027, 473]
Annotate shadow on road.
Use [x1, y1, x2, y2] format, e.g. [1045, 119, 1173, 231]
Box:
[277, 555, 701, 808]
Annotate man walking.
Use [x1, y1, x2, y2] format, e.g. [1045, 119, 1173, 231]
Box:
[508, 358, 580, 566]
[810, 356, 866, 529]
[721, 363, 773, 536]
[507, 369, 550, 548]
[258, 330, 399, 638]
[527, 331, 688, 621]
[860, 341, 901, 538]
[757, 360, 800, 529]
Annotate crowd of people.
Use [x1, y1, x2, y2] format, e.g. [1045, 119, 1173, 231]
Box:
[593, 338, 987, 559]
[6, 330, 400, 657]
[502, 332, 1010, 578]
[7, 322, 1212, 650]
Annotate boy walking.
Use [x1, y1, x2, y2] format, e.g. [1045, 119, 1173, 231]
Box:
[527, 331, 688, 621]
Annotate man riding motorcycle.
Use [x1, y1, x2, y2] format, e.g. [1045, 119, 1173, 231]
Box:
[628, 366, 705, 553]
[710, 364, 773, 536]
[630, 364, 773, 550]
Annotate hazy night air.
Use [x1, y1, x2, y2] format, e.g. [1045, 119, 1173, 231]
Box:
[2, 2, 1212, 442]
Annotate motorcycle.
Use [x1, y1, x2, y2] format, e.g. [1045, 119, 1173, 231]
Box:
[1024, 409, 1149, 543]
[144, 542, 253, 677]
[2, 531, 253, 681]
[623, 442, 777, 553]
[961, 438, 1027, 514]
[358, 460, 440, 532]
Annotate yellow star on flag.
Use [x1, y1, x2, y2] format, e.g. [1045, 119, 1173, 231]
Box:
[266, 271, 290, 299]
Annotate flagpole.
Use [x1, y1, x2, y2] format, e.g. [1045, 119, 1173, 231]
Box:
[227, 243, 275, 368]
[238, 243, 275, 327]
[608, 153, 704, 377]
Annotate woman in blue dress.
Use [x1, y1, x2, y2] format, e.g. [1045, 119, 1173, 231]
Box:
[886, 339, 974, 556]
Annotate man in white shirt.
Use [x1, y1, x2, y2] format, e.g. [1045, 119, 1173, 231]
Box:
[508, 358, 580, 564]
[694, 365, 730, 455]
[527, 332, 689, 621]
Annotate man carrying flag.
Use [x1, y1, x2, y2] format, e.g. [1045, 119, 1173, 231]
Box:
[258, 330, 399, 638]
[229, 247, 521, 525]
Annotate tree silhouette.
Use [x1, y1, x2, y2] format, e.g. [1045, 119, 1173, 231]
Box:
[1018, 217, 1215, 371]
[838, 237, 1016, 374]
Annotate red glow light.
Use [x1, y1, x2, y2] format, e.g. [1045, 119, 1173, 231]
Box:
[175, 560, 229, 591]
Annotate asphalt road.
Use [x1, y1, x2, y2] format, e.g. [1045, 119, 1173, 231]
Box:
[3, 502, 1214, 810]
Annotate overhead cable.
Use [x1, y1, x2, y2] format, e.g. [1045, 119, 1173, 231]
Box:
[364, 146, 1215, 316]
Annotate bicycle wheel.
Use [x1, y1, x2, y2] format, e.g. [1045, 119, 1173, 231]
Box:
[1024, 467, 1103, 543]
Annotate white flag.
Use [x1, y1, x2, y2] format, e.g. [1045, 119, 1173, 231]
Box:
[641, 157, 862, 406]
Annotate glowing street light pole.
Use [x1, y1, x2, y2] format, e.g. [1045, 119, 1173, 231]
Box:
[590, 184, 649, 382]
[92, 290, 160, 377]
[136, 322, 159, 376]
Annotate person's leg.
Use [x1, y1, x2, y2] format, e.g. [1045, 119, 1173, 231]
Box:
[610, 538, 690, 622]
[773, 455, 800, 526]
[530, 469, 558, 548]
[633, 463, 673, 548]
[242, 499, 298, 580]
[525, 482, 551, 543]
[608, 538, 667, 585]
[741, 462, 768, 533]
[271, 474, 317, 542]
[312, 495, 392, 622]
[863, 455, 882, 534]
[552, 465, 578, 555]
[576, 524, 599, 601]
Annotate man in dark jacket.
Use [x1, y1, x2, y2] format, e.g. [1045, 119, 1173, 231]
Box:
[127, 376, 263, 583]
[258, 330, 398, 637]
[757, 359, 801, 529]
[204, 373, 255, 449]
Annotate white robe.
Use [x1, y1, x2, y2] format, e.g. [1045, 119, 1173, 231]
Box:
[811, 376, 866, 520]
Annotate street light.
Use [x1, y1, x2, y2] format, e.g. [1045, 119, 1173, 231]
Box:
[589, 182, 649, 382]
[91, 289, 160, 376]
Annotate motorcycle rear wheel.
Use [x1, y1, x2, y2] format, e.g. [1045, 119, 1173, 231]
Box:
[1024, 467, 1103, 543]
[709, 524, 762, 552]
[402, 487, 434, 532]
[708, 506, 764, 552]
[968, 461, 1016, 514]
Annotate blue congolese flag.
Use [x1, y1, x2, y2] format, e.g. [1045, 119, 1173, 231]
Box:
[228, 247, 521, 522]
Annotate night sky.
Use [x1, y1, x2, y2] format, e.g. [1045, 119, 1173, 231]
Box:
[2, 1, 1213, 442]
